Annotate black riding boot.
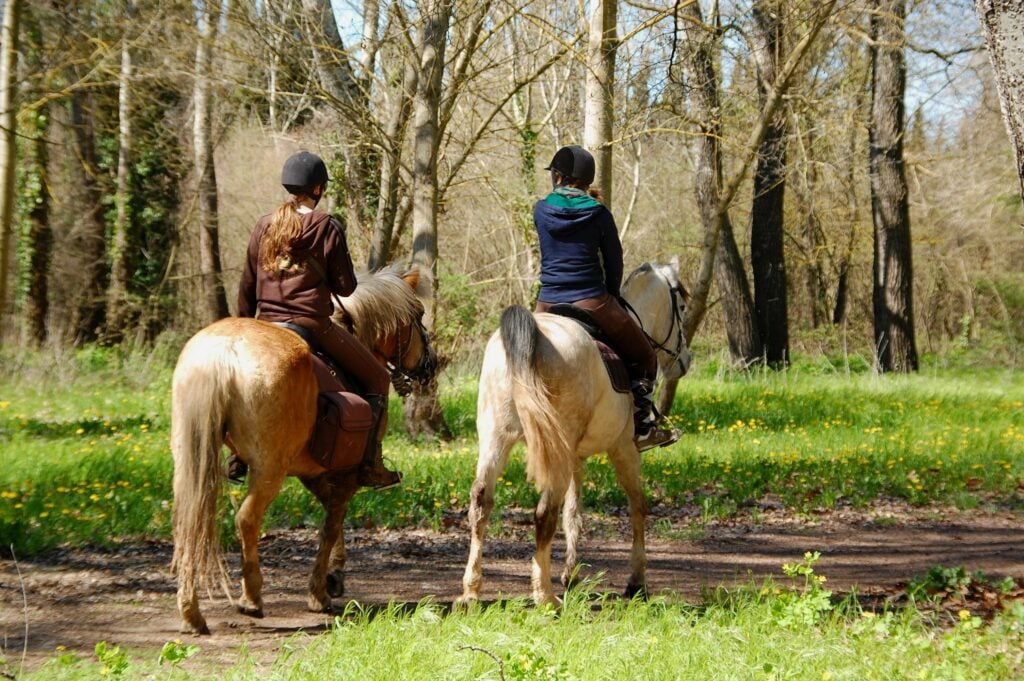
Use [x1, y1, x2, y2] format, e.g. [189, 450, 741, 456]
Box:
[356, 395, 402, 490]
[630, 379, 680, 452]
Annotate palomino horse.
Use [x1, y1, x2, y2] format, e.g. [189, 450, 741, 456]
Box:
[458, 260, 690, 606]
[171, 265, 436, 635]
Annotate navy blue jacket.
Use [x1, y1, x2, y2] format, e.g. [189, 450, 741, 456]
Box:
[534, 187, 624, 303]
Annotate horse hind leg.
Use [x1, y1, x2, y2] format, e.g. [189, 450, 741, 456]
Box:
[235, 466, 287, 618]
[560, 464, 584, 590]
[532, 484, 567, 606]
[175, 561, 210, 635]
[608, 442, 649, 598]
[456, 431, 514, 607]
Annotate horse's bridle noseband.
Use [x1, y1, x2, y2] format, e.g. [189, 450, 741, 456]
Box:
[384, 315, 437, 396]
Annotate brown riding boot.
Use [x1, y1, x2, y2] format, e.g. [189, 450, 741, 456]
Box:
[357, 444, 402, 490]
[356, 395, 402, 490]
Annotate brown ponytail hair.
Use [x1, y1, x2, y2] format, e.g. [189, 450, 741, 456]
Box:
[259, 196, 305, 277]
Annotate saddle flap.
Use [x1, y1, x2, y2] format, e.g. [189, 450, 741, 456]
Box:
[595, 340, 631, 394]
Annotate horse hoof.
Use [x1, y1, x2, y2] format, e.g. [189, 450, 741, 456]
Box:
[180, 619, 210, 636]
[237, 603, 264, 619]
[453, 595, 478, 611]
[308, 594, 332, 613]
[326, 571, 345, 598]
[624, 583, 648, 600]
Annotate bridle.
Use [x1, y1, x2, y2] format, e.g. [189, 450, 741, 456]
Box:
[624, 274, 690, 378]
[379, 315, 437, 396]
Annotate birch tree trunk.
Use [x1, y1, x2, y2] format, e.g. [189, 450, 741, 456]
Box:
[368, 52, 418, 271]
[106, 1, 134, 339]
[583, 0, 618, 208]
[193, 0, 228, 324]
[749, 0, 789, 366]
[404, 0, 453, 439]
[975, 0, 1024, 203]
[0, 0, 19, 336]
[869, 0, 918, 372]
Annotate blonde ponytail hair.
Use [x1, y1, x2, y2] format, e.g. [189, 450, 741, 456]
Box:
[259, 197, 305, 277]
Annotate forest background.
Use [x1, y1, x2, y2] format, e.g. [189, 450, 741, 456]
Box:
[0, 0, 1021, 413]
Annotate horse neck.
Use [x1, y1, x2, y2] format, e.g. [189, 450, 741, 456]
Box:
[624, 276, 670, 337]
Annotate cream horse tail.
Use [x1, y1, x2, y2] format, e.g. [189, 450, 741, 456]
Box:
[170, 338, 233, 597]
[499, 306, 573, 493]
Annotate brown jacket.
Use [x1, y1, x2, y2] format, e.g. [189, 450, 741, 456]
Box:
[237, 209, 356, 321]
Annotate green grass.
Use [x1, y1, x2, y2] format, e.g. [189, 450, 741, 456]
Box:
[2, 354, 1023, 556]
[15, 578, 1024, 680]
[2, 350, 1023, 678]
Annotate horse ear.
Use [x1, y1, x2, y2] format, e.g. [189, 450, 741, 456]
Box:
[669, 254, 680, 273]
[402, 269, 421, 291]
[402, 265, 433, 298]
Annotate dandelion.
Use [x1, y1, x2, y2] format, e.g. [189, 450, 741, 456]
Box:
[958, 609, 970, 621]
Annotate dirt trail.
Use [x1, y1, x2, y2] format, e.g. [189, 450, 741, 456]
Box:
[1, 503, 1021, 673]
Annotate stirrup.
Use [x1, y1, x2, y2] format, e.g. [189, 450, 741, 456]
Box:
[635, 425, 680, 452]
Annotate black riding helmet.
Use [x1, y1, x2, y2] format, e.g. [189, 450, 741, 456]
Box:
[545, 145, 595, 186]
[281, 150, 329, 194]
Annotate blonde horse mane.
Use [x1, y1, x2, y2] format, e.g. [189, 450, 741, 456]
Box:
[338, 264, 428, 347]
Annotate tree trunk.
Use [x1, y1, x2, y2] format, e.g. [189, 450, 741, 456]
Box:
[583, 0, 618, 208]
[193, 0, 228, 324]
[679, 2, 762, 365]
[975, 0, 1024, 204]
[369, 46, 418, 271]
[749, 0, 789, 367]
[869, 0, 917, 373]
[0, 0, 19, 337]
[715, 224, 763, 365]
[24, 105, 51, 346]
[404, 0, 453, 440]
[302, 0, 376, 233]
[106, 6, 133, 340]
[68, 89, 107, 344]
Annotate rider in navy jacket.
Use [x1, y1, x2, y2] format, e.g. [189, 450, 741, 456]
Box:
[533, 145, 679, 452]
[535, 188, 624, 304]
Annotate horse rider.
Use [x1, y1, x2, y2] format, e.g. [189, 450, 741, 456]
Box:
[533, 144, 680, 452]
[232, 150, 402, 490]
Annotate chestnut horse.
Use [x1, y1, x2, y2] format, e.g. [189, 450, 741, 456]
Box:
[458, 260, 690, 606]
[171, 265, 436, 635]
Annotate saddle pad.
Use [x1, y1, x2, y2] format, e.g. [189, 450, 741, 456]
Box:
[595, 340, 631, 394]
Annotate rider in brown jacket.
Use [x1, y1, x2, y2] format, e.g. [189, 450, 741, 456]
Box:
[233, 151, 401, 490]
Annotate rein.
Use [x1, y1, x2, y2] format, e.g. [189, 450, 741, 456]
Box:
[305, 255, 435, 395]
[623, 277, 689, 377]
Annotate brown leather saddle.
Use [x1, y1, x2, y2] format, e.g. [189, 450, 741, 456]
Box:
[545, 304, 631, 394]
[273, 322, 373, 471]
